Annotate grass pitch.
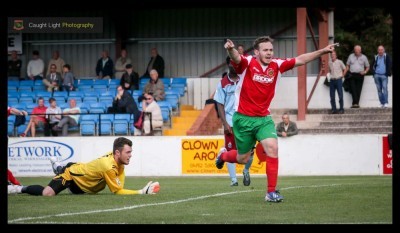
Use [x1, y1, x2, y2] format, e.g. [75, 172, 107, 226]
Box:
[8, 176, 392, 224]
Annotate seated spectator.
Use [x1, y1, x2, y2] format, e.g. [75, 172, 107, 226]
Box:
[20, 97, 48, 137]
[136, 92, 163, 136]
[27, 50, 44, 81]
[53, 99, 81, 136]
[96, 50, 114, 79]
[120, 64, 139, 91]
[114, 49, 132, 79]
[143, 48, 165, 78]
[46, 50, 65, 76]
[61, 64, 75, 94]
[276, 113, 298, 137]
[44, 97, 62, 136]
[142, 69, 165, 102]
[8, 50, 22, 81]
[43, 64, 62, 92]
[108, 86, 140, 119]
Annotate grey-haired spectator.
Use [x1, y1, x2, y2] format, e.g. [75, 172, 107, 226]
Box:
[114, 49, 132, 79]
[46, 51, 65, 76]
[371, 45, 392, 108]
[53, 98, 80, 136]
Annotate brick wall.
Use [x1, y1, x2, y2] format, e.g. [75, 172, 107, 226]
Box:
[186, 103, 221, 135]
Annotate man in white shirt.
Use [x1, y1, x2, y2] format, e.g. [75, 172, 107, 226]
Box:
[27, 50, 44, 81]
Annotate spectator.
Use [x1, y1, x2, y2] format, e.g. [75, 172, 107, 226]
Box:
[343, 45, 370, 108]
[371, 45, 392, 108]
[108, 86, 141, 120]
[61, 64, 75, 94]
[52, 98, 81, 136]
[8, 50, 22, 81]
[46, 51, 65, 76]
[143, 69, 165, 101]
[237, 44, 247, 56]
[96, 50, 114, 79]
[43, 64, 62, 92]
[26, 50, 44, 81]
[44, 97, 62, 136]
[20, 97, 48, 137]
[120, 64, 139, 91]
[114, 49, 132, 79]
[328, 51, 346, 114]
[143, 48, 165, 78]
[276, 113, 298, 137]
[139, 92, 163, 136]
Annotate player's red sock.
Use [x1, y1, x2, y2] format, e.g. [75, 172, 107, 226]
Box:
[266, 156, 278, 193]
[221, 150, 238, 163]
[8, 169, 21, 185]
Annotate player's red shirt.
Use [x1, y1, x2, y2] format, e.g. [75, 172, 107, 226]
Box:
[8, 106, 11, 117]
[232, 55, 295, 116]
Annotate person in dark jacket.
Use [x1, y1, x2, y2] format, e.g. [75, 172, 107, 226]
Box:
[120, 64, 139, 91]
[108, 86, 141, 122]
[96, 50, 114, 79]
[371, 45, 392, 108]
[143, 48, 165, 78]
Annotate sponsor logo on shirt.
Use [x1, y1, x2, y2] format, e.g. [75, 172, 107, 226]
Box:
[253, 74, 274, 84]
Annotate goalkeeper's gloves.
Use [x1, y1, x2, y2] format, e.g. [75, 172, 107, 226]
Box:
[140, 181, 160, 194]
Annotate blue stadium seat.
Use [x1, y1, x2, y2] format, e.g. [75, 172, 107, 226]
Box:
[89, 102, 106, 113]
[83, 96, 98, 104]
[93, 85, 108, 93]
[94, 79, 109, 86]
[113, 114, 131, 135]
[18, 86, 32, 92]
[99, 114, 114, 135]
[80, 115, 98, 136]
[8, 80, 19, 88]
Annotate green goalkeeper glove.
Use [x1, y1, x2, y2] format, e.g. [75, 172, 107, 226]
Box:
[141, 181, 160, 194]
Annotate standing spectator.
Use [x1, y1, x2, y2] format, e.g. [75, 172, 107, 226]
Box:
[96, 50, 114, 79]
[43, 64, 62, 92]
[140, 92, 163, 136]
[143, 69, 165, 101]
[53, 99, 81, 136]
[214, 64, 253, 187]
[27, 50, 44, 81]
[8, 50, 22, 81]
[328, 51, 346, 114]
[46, 51, 65, 76]
[215, 37, 336, 203]
[276, 113, 298, 137]
[44, 97, 62, 136]
[143, 48, 165, 78]
[108, 86, 140, 120]
[343, 45, 370, 108]
[20, 97, 48, 137]
[371, 45, 392, 108]
[61, 64, 75, 94]
[237, 44, 248, 56]
[120, 64, 139, 91]
[114, 49, 132, 79]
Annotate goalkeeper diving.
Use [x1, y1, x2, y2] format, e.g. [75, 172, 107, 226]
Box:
[8, 137, 160, 196]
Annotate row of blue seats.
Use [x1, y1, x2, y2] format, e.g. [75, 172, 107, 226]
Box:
[8, 77, 187, 88]
[7, 114, 137, 137]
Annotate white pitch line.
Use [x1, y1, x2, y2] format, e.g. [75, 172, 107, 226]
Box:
[8, 182, 383, 224]
[9, 189, 256, 223]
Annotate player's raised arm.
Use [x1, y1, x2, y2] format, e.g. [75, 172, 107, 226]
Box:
[224, 39, 241, 64]
[294, 43, 336, 67]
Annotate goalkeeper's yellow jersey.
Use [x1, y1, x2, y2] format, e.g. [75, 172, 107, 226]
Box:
[60, 152, 125, 194]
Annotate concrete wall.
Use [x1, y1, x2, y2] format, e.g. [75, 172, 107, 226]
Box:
[184, 75, 393, 111]
[8, 134, 390, 177]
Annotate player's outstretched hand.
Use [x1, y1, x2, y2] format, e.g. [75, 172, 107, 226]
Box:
[325, 43, 338, 53]
[141, 181, 160, 194]
[224, 39, 235, 50]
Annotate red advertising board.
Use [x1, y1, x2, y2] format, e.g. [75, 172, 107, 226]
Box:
[382, 136, 392, 174]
